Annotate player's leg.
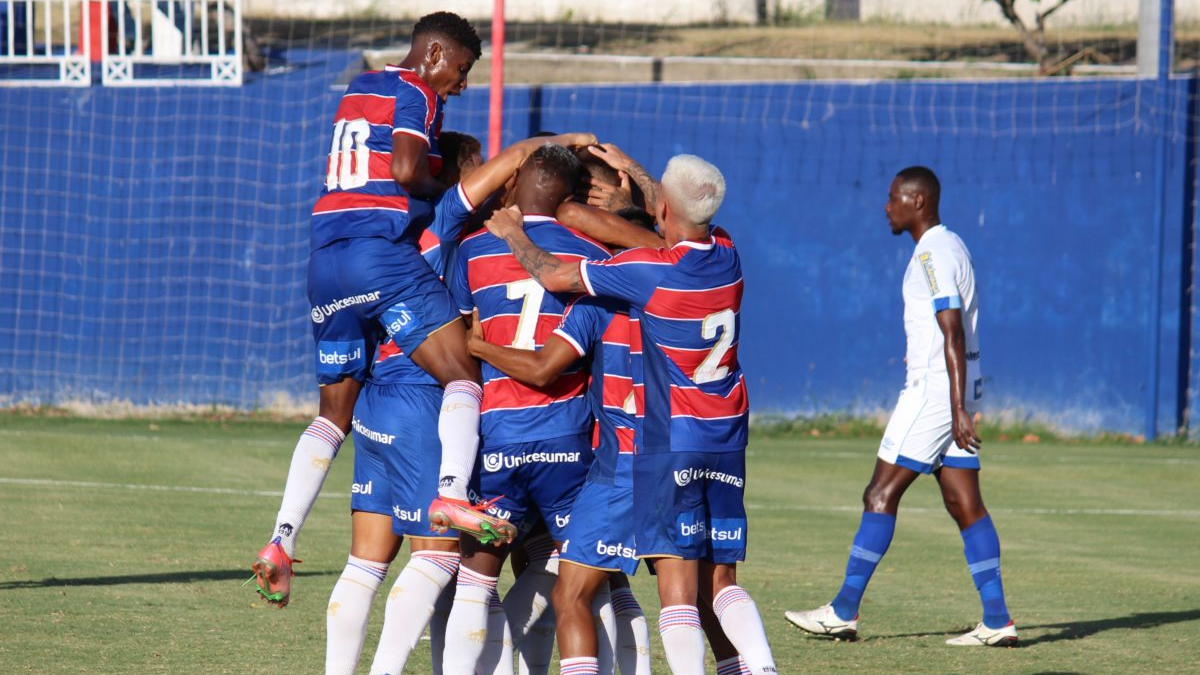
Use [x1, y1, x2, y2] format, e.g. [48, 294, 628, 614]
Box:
[327, 510, 401, 675]
[936, 465, 1016, 645]
[443, 539, 510, 675]
[508, 532, 559, 675]
[479, 589, 516, 675]
[609, 573, 651, 675]
[552, 562, 610, 674]
[369, 538, 462, 675]
[652, 557, 706, 675]
[704, 562, 776, 675]
[592, 579, 617, 675]
[695, 596, 743, 675]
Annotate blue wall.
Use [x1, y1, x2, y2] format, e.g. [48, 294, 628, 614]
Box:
[0, 50, 1194, 435]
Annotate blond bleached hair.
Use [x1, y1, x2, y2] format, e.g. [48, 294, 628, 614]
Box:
[660, 154, 726, 226]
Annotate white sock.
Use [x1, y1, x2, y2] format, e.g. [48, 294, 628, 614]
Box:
[715, 656, 745, 675]
[517, 607, 556, 675]
[611, 587, 650, 675]
[431, 583, 455, 675]
[478, 591, 514, 675]
[443, 567, 498, 675]
[368, 551, 461, 675]
[713, 586, 776, 675]
[326, 556, 388, 675]
[437, 381, 482, 500]
[592, 582, 617, 675]
[502, 551, 559, 649]
[273, 416, 344, 557]
[560, 656, 601, 675]
[658, 605, 705, 675]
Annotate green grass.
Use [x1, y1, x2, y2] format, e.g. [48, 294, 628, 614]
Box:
[0, 415, 1197, 674]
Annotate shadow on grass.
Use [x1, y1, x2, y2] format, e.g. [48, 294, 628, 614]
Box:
[0, 568, 338, 589]
[865, 609, 1200, 646]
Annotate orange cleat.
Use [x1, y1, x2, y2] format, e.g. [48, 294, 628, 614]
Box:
[428, 495, 518, 546]
[249, 537, 298, 608]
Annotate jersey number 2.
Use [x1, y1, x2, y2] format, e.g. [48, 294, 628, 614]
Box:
[506, 279, 546, 351]
[695, 309, 735, 384]
[325, 119, 371, 191]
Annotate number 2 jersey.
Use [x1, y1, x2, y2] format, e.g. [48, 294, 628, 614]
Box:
[450, 216, 611, 445]
[578, 229, 749, 455]
[311, 65, 444, 251]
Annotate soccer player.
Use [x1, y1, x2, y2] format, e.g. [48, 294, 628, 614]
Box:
[252, 12, 507, 608]
[440, 144, 611, 675]
[783, 166, 1016, 647]
[320, 131, 596, 675]
[483, 154, 778, 675]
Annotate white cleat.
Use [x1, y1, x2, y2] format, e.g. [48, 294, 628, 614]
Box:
[784, 604, 859, 639]
[945, 621, 1018, 647]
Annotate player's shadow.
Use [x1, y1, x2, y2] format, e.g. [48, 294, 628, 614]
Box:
[0, 568, 337, 590]
[868, 609, 1200, 646]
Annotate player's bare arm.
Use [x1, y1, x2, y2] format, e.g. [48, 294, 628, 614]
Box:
[485, 206, 588, 294]
[557, 201, 663, 250]
[391, 133, 448, 198]
[467, 309, 580, 388]
[585, 171, 635, 212]
[588, 143, 659, 213]
[936, 307, 981, 454]
[462, 133, 596, 206]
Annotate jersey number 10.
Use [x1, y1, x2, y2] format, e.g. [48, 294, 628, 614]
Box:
[326, 119, 371, 191]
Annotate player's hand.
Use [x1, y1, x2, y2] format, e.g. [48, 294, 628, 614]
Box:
[586, 172, 634, 213]
[485, 205, 523, 238]
[466, 308, 487, 358]
[952, 407, 981, 454]
[588, 143, 635, 173]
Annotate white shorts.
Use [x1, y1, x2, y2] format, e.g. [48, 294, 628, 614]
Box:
[877, 378, 981, 474]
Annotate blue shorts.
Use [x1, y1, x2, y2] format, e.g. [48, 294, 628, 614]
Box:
[308, 236, 460, 385]
[559, 480, 639, 575]
[472, 432, 593, 542]
[350, 382, 455, 540]
[632, 451, 748, 564]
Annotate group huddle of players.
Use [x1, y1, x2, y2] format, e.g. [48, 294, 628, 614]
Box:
[249, 9, 1018, 675]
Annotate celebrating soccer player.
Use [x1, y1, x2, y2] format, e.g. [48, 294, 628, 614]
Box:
[783, 166, 1016, 647]
[483, 154, 778, 675]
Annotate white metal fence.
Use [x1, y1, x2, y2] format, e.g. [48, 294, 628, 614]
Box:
[0, 1, 90, 86]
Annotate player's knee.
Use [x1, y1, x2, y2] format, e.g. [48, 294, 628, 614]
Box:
[862, 484, 897, 513]
[552, 577, 590, 615]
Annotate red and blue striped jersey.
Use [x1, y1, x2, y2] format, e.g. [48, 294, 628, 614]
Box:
[449, 216, 611, 445]
[311, 65, 444, 250]
[578, 229, 748, 454]
[553, 298, 644, 487]
[369, 183, 475, 386]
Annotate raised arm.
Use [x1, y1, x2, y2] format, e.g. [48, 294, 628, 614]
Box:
[467, 309, 581, 388]
[588, 143, 659, 213]
[461, 132, 596, 207]
[485, 206, 587, 294]
[557, 201, 663, 251]
[936, 308, 981, 454]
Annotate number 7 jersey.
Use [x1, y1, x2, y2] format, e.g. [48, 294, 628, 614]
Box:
[450, 215, 611, 445]
[578, 229, 749, 455]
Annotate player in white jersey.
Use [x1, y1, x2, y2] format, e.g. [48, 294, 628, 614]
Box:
[785, 166, 1016, 647]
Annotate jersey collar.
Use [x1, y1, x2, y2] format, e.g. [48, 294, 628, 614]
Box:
[916, 224, 947, 243]
[673, 236, 714, 251]
[523, 214, 556, 223]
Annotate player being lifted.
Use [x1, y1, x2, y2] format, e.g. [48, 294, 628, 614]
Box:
[252, 12, 511, 609]
[440, 144, 611, 675]
[484, 154, 778, 675]
[784, 167, 1016, 647]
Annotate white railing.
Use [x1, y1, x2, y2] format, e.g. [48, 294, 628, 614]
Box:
[102, 0, 242, 86]
[0, 1, 90, 86]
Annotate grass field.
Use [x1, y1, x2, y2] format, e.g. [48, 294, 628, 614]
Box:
[1, 415, 1197, 674]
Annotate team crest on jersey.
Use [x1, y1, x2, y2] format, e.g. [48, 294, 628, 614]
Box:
[918, 252, 939, 294]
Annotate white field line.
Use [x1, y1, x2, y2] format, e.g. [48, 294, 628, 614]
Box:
[1, 477, 1195, 517]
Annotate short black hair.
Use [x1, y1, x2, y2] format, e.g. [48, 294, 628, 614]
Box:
[413, 12, 482, 60]
[439, 131, 482, 175]
[574, 145, 620, 186]
[895, 165, 940, 205]
[530, 130, 558, 138]
[529, 144, 583, 200]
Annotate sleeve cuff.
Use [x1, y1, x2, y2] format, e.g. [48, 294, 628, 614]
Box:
[393, 127, 431, 146]
[552, 329, 587, 357]
[932, 295, 963, 312]
[579, 260, 598, 296]
[456, 182, 476, 212]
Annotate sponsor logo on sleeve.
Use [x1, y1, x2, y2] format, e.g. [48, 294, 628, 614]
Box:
[311, 291, 381, 324]
[317, 340, 366, 377]
[382, 302, 419, 341]
[918, 252, 939, 294]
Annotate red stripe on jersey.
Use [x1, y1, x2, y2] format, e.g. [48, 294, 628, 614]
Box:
[711, 227, 735, 248]
[313, 191, 409, 214]
[417, 228, 441, 255]
[334, 95, 394, 127]
[658, 343, 740, 379]
[668, 376, 749, 420]
[643, 280, 743, 320]
[603, 246, 682, 266]
[375, 339, 402, 363]
[469, 253, 590, 292]
[591, 421, 601, 450]
[628, 319, 642, 354]
[396, 69, 438, 136]
[616, 427, 636, 454]
[601, 374, 637, 412]
[483, 371, 588, 412]
[482, 314, 565, 350]
[368, 151, 394, 182]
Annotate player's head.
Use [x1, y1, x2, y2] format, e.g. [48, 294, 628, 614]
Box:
[409, 12, 481, 99]
[572, 144, 622, 207]
[658, 154, 725, 237]
[438, 131, 484, 186]
[513, 143, 583, 213]
[887, 165, 941, 235]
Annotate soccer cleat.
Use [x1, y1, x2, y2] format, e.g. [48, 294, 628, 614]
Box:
[784, 604, 859, 639]
[428, 495, 518, 546]
[249, 537, 297, 608]
[945, 621, 1018, 647]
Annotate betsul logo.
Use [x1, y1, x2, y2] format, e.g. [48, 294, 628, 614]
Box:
[483, 453, 503, 472]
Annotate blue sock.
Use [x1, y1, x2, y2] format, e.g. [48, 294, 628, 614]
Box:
[830, 512, 896, 621]
[961, 514, 1011, 629]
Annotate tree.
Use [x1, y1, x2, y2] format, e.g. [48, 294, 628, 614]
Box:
[989, 0, 1074, 72]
